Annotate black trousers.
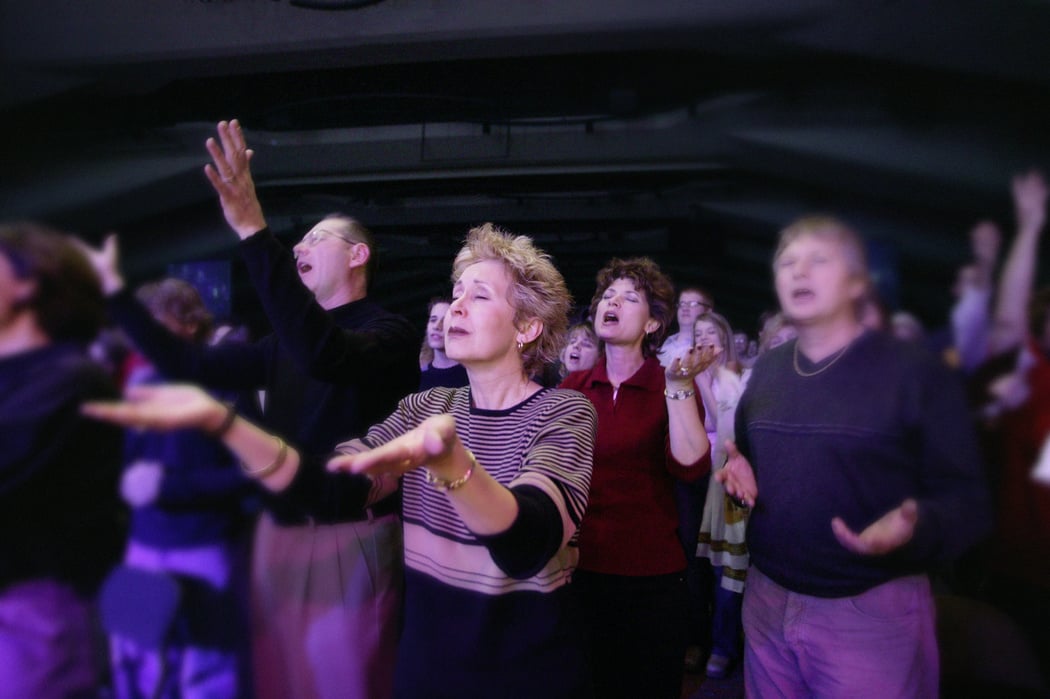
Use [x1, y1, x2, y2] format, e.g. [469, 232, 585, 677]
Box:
[572, 569, 688, 699]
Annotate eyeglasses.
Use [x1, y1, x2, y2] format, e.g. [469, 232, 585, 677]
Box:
[677, 300, 712, 310]
[297, 228, 360, 248]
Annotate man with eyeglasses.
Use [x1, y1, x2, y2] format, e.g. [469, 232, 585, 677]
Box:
[87, 120, 418, 699]
[660, 286, 714, 368]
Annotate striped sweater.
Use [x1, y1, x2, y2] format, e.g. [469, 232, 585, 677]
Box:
[339, 385, 597, 698]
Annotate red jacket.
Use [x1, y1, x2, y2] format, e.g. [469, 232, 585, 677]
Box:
[561, 355, 710, 576]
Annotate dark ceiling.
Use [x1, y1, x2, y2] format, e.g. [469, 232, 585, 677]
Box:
[3, 1, 1050, 335]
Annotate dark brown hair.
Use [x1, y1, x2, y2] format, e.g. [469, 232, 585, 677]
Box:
[589, 257, 674, 358]
[321, 212, 378, 289]
[0, 221, 104, 343]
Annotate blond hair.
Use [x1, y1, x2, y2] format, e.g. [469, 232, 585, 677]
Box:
[773, 215, 872, 316]
[451, 223, 571, 376]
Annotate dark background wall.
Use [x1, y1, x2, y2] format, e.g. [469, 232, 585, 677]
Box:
[3, 1, 1049, 335]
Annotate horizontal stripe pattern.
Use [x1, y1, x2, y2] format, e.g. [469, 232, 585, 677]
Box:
[352, 386, 596, 595]
[403, 522, 579, 594]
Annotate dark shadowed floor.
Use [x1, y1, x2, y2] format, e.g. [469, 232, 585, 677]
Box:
[681, 661, 744, 699]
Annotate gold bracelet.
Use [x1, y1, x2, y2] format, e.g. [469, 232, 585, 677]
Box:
[240, 436, 288, 478]
[423, 449, 477, 492]
[206, 401, 237, 438]
[664, 387, 696, 400]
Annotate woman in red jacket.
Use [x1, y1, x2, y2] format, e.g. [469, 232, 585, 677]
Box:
[560, 257, 716, 699]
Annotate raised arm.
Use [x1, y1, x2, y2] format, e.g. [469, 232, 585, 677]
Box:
[83, 384, 301, 493]
[951, 264, 993, 372]
[664, 345, 719, 467]
[989, 170, 1048, 355]
[203, 120, 419, 384]
[204, 119, 267, 240]
[79, 235, 267, 388]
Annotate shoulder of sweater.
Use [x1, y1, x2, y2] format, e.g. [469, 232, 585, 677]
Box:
[0, 345, 116, 418]
[333, 298, 412, 326]
[36, 344, 115, 394]
[403, 385, 463, 411]
[538, 387, 599, 422]
[859, 330, 948, 377]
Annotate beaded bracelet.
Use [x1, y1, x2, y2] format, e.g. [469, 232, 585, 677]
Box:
[423, 449, 478, 492]
[664, 387, 696, 400]
[240, 436, 288, 479]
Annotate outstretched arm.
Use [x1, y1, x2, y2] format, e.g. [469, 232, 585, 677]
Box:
[83, 384, 300, 492]
[990, 170, 1048, 355]
[328, 414, 518, 536]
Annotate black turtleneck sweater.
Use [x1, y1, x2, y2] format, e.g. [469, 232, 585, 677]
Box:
[108, 229, 419, 524]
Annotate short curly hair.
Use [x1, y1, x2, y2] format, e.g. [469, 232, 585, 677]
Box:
[451, 223, 571, 377]
[0, 221, 104, 343]
[588, 257, 674, 358]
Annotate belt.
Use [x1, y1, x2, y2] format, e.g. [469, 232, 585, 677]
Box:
[269, 493, 400, 527]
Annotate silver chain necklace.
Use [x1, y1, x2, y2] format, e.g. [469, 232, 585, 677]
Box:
[793, 341, 850, 377]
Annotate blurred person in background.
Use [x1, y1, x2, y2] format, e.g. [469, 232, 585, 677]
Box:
[659, 285, 712, 368]
[949, 220, 1002, 373]
[693, 310, 749, 680]
[558, 321, 600, 380]
[109, 277, 253, 699]
[658, 284, 717, 674]
[890, 310, 926, 344]
[757, 311, 797, 355]
[720, 215, 990, 698]
[732, 332, 756, 369]
[976, 169, 1050, 682]
[418, 296, 468, 390]
[0, 222, 126, 699]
